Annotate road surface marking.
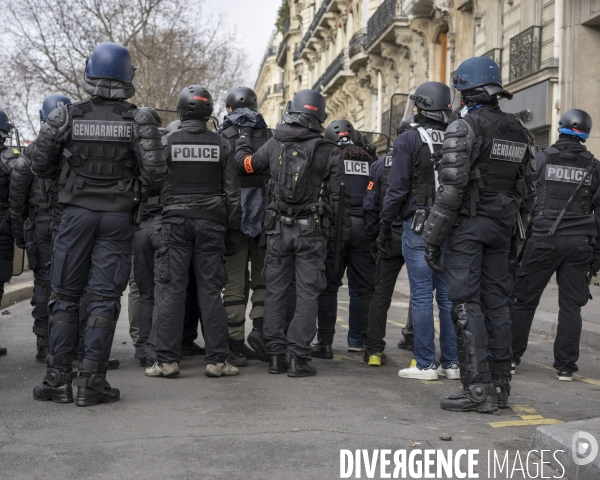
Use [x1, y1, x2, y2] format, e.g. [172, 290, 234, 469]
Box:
[489, 404, 561, 428]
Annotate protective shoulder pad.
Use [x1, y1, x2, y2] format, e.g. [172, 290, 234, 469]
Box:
[1, 146, 19, 161]
[46, 105, 69, 128]
[134, 109, 159, 126]
[13, 154, 31, 171]
[444, 118, 471, 138]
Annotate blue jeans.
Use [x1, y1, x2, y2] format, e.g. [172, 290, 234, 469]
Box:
[347, 280, 364, 347]
[402, 222, 457, 369]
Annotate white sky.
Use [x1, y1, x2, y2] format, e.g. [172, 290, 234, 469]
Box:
[203, 0, 283, 85]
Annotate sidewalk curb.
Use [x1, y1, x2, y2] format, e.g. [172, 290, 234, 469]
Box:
[1, 281, 34, 310]
[531, 310, 600, 351]
[533, 417, 600, 480]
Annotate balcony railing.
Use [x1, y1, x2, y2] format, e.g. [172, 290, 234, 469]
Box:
[509, 26, 542, 83]
[349, 28, 367, 58]
[312, 76, 324, 92]
[482, 48, 503, 68]
[293, 0, 333, 61]
[272, 83, 284, 94]
[365, 0, 405, 49]
[322, 51, 345, 86]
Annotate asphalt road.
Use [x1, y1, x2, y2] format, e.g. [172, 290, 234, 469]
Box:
[0, 284, 599, 479]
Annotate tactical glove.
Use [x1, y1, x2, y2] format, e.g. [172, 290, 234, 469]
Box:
[588, 258, 600, 285]
[376, 222, 392, 259]
[369, 238, 379, 263]
[424, 243, 443, 273]
[239, 127, 254, 139]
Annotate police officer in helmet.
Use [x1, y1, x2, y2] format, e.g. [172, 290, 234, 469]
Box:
[10, 94, 72, 363]
[145, 85, 242, 379]
[31, 42, 168, 406]
[511, 109, 599, 381]
[422, 57, 536, 412]
[376, 82, 457, 378]
[220, 86, 272, 366]
[0, 109, 19, 357]
[312, 119, 375, 359]
[235, 89, 351, 377]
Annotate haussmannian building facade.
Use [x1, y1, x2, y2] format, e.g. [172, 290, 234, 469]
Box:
[254, 0, 600, 156]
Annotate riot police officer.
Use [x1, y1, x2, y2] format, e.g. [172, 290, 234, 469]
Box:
[235, 89, 351, 377]
[10, 94, 72, 363]
[31, 42, 168, 406]
[145, 85, 242, 379]
[220, 86, 272, 366]
[0, 109, 19, 356]
[511, 109, 599, 381]
[378, 82, 457, 379]
[312, 119, 375, 359]
[422, 57, 536, 412]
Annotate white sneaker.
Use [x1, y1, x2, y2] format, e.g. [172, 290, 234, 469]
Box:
[145, 361, 180, 378]
[347, 346, 365, 352]
[398, 362, 438, 380]
[437, 363, 460, 380]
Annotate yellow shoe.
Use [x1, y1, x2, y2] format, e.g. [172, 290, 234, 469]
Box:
[410, 358, 417, 368]
[368, 352, 387, 366]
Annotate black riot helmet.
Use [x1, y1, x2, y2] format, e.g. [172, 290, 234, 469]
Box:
[0, 109, 10, 139]
[40, 94, 72, 122]
[287, 89, 327, 123]
[403, 82, 452, 124]
[85, 42, 135, 83]
[166, 119, 182, 133]
[177, 85, 213, 120]
[226, 87, 258, 112]
[558, 109, 593, 141]
[325, 119, 355, 145]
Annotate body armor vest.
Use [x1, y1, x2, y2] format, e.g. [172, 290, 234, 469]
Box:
[0, 146, 17, 211]
[535, 147, 595, 217]
[378, 155, 393, 214]
[466, 108, 530, 215]
[410, 125, 444, 207]
[222, 126, 271, 188]
[167, 128, 223, 198]
[344, 153, 371, 215]
[60, 98, 139, 211]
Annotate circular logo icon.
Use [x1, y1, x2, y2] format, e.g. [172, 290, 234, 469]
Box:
[572, 431, 598, 466]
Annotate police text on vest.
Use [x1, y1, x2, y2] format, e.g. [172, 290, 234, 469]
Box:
[172, 145, 220, 162]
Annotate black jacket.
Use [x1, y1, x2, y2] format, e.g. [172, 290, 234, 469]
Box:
[235, 118, 351, 241]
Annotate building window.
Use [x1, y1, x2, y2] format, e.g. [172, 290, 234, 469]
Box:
[531, 127, 551, 151]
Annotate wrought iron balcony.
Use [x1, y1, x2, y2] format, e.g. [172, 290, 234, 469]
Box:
[403, 0, 435, 17]
[365, 0, 406, 49]
[322, 51, 345, 87]
[349, 28, 367, 58]
[509, 26, 542, 83]
[272, 83, 284, 94]
[482, 48, 503, 68]
[312, 76, 324, 92]
[293, 0, 333, 61]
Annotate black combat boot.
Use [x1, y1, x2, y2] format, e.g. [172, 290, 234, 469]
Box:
[229, 340, 248, 367]
[397, 338, 413, 351]
[288, 356, 317, 378]
[74, 370, 120, 407]
[493, 375, 511, 408]
[181, 342, 205, 356]
[107, 358, 120, 370]
[247, 327, 268, 362]
[268, 354, 288, 374]
[33, 368, 75, 403]
[311, 341, 333, 359]
[440, 383, 498, 413]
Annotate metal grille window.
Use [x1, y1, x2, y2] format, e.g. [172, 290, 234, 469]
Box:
[509, 26, 542, 83]
[532, 127, 551, 151]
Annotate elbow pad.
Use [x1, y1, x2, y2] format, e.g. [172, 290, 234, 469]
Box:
[421, 203, 458, 246]
[438, 120, 474, 188]
[134, 110, 167, 186]
[30, 106, 69, 178]
[9, 156, 32, 214]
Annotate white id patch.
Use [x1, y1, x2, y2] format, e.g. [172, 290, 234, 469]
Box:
[384, 155, 393, 168]
[418, 129, 445, 145]
[171, 144, 220, 162]
[545, 165, 592, 185]
[490, 139, 527, 163]
[344, 159, 369, 176]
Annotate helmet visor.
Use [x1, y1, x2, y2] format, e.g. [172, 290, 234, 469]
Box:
[402, 94, 417, 123]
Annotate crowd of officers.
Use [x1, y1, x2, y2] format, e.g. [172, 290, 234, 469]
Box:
[0, 42, 597, 413]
